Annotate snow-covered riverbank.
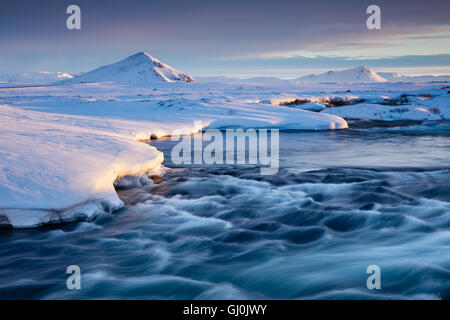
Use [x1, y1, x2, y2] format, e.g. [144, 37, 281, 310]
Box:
[0, 79, 449, 227]
[0, 82, 348, 227]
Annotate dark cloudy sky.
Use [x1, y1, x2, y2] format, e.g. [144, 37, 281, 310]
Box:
[1, 0, 449, 77]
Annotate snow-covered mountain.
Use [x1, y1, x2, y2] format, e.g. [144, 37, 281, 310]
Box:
[296, 66, 388, 84]
[0, 71, 73, 85]
[67, 52, 196, 84]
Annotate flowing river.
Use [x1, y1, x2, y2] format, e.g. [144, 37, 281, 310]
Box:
[1, 121, 449, 299]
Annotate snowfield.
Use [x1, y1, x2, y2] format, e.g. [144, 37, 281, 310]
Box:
[0, 82, 349, 227]
[321, 91, 450, 121]
[322, 103, 445, 121]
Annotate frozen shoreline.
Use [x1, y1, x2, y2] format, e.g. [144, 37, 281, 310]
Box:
[0, 80, 449, 227]
[0, 82, 349, 228]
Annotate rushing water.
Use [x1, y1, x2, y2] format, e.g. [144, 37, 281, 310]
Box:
[1, 121, 450, 299]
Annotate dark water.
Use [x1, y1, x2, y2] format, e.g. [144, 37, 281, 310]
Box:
[1, 121, 450, 299]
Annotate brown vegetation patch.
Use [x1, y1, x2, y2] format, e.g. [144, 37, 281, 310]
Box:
[279, 99, 312, 106]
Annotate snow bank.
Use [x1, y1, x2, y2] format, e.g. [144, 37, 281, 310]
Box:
[205, 106, 347, 130]
[321, 97, 449, 121]
[0, 105, 163, 227]
[406, 94, 450, 119]
[321, 103, 440, 121]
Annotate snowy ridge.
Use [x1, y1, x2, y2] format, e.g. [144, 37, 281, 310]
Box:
[67, 52, 196, 84]
[297, 66, 388, 84]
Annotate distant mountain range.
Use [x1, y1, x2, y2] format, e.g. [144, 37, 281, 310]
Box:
[1, 54, 449, 86]
[198, 67, 450, 84]
[0, 71, 73, 85]
[295, 66, 388, 83]
[377, 72, 450, 83]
